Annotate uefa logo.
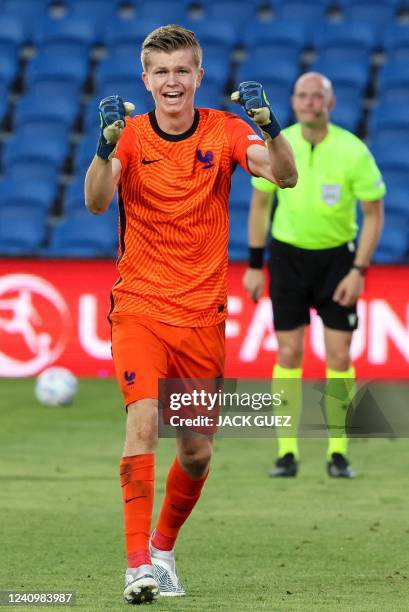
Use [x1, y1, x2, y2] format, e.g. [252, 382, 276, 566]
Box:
[0, 274, 71, 377]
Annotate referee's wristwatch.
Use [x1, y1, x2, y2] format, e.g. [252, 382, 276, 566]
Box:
[351, 264, 369, 276]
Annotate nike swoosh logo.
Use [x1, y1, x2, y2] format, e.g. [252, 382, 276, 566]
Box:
[125, 495, 146, 503]
[141, 158, 163, 164]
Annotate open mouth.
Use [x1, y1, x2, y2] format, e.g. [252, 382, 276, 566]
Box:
[163, 92, 183, 100]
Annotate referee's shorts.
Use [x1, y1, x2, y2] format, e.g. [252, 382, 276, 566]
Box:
[268, 238, 359, 332]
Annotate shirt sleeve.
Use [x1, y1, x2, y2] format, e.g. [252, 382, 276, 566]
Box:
[350, 141, 386, 202]
[114, 120, 139, 176]
[224, 113, 265, 173]
[251, 175, 278, 194]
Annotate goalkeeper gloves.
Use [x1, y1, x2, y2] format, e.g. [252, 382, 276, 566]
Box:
[231, 81, 281, 140]
[97, 95, 135, 160]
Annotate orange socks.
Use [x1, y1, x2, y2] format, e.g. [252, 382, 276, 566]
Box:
[152, 457, 208, 551]
[120, 453, 154, 568]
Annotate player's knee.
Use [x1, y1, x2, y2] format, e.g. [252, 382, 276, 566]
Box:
[326, 352, 350, 372]
[278, 345, 303, 369]
[125, 400, 158, 450]
[178, 440, 212, 477]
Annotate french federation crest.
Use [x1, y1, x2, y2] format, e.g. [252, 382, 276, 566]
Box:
[321, 184, 341, 206]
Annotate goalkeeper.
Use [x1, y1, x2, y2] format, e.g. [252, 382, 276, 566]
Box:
[85, 24, 296, 606]
[244, 72, 385, 479]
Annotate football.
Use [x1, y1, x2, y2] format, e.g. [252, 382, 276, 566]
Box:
[35, 367, 78, 407]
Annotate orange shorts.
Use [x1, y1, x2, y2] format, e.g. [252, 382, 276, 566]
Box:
[110, 313, 225, 408]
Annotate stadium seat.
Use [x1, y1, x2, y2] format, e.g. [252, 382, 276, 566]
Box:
[330, 104, 362, 133]
[2, 0, 49, 42]
[313, 21, 377, 54]
[368, 103, 409, 135]
[373, 212, 409, 263]
[46, 208, 118, 258]
[191, 20, 237, 50]
[200, 52, 231, 87]
[276, 1, 327, 26]
[103, 18, 163, 49]
[244, 42, 301, 67]
[74, 132, 99, 173]
[0, 177, 56, 211]
[229, 166, 252, 211]
[4, 136, 69, 174]
[229, 208, 248, 261]
[383, 23, 409, 61]
[0, 15, 26, 49]
[94, 56, 141, 94]
[0, 79, 9, 125]
[5, 160, 59, 183]
[14, 94, 79, 133]
[237, 56, 299, 88]
[25, 54, 89, 98]
[243, 19, 308, 51]
[0, 206, 47, 255]
[32, 16, 96, 57]
[63, 174, 87, 212]
[343, 1, 397, 32]
[206, 1, 258, 31]
[309, 60, 369, 94]
[138, 1, 190, 24]
[0, 47, 19, 88]
[66, 0, 119, 41]
[378, 60, 409, 93]
[194, 84, 225, 110]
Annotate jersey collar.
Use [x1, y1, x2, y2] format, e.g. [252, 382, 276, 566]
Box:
[149, 109, 200, 142]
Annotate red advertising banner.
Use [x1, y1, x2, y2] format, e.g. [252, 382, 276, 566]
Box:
[0, 260, 408, 378]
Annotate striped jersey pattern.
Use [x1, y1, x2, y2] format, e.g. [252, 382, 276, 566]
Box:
[112, 108, 264, 327]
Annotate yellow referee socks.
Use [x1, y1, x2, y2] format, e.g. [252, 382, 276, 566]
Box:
[325, 366, 356, 459]
[272, 364, 302, 459]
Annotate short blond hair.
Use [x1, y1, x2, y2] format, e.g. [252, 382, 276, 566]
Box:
[141, 24, 202, 71]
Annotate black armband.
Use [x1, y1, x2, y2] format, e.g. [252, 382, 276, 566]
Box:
[249, 247, 265, 269]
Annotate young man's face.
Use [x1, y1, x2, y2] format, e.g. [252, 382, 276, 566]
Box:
[142, 48, 203, 116]
[291, 75, 335, 129]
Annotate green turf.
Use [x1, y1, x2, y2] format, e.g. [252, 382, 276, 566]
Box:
[0, 379, 408, 611]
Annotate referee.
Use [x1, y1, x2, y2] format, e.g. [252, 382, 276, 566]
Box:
[244, 72, 385, 478]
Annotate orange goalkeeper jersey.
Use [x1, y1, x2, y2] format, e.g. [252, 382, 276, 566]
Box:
[111, 107, 264, 327]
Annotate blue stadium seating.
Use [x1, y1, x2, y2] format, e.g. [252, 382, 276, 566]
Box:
[103, 18, 162, 49]
[0, 177, 57, 211]
[138, 1, 190, 24]
[310, 60, 369, 94]
[14, 95, 79, 133]
[378, 60, 409, 93]
[66, 0, 119, 41]
[2, 0, 49, 42]
[0, 48, 19, 88]
[206, 1, 259, 31]
[276, 2, 327, 26]
[383, 23, 409, 62]
[25, 54, 89, 98]
[4, 136, 69, 174]
[0, 207, 47, 255]
[313, 21, 377, 54]
[373, 212, 409, 263]
[0, 2, 408, 262]
[229, 208, 249, 261]
[194, 84, 225, 110]
[46, 208, 118, 258]
[243, 20, 308, 51]
[0, 80, 9, 124]
[0, 15, 26, 48]
[343, 0, 398, 24]
[237, 57, 299, 88]
[32, 16, 96, 59]
[331, 104, 362, 132]
[229, 166, 253, 211]
[191, 20, 237, 50]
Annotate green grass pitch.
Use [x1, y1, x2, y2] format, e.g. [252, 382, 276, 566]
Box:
[1, 378, 408, 611]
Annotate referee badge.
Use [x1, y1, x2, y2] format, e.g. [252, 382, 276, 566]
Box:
[322, 184, 341, 206]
